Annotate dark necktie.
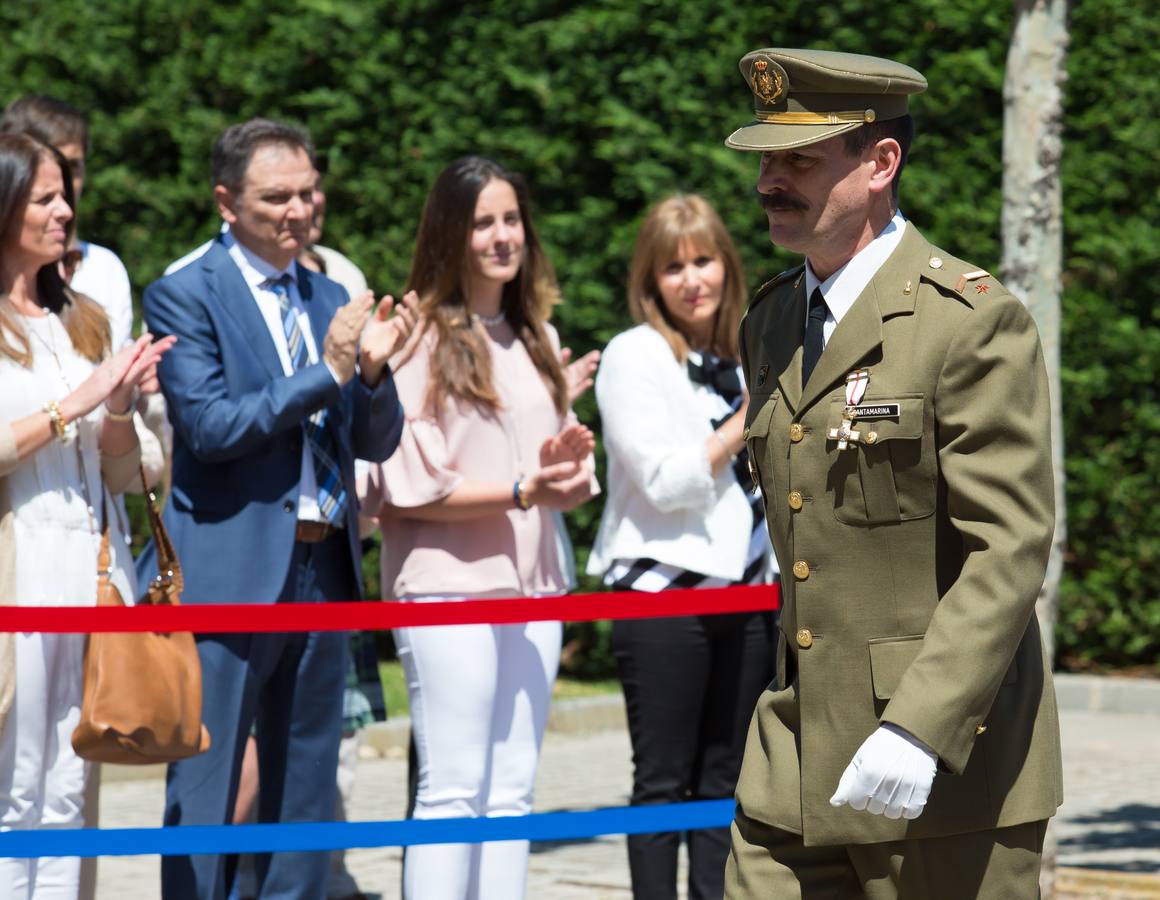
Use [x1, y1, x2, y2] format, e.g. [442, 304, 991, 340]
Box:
[802, 288, 827, 387]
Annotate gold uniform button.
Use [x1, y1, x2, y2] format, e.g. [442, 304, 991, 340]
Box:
[975, 724, 987, 735]
[792, 560, 810, 580]
[789, 423, 805, 442]
[796, 628, 814, 649]
[865, 431, 878, 444]
[787, 490, 803, 510]
[742, 427, 750, 440]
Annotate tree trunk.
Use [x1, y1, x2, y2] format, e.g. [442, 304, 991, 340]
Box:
[1000, 1, 1069, 896]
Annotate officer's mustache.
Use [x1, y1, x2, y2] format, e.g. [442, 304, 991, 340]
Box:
[757, 189, 809, 213]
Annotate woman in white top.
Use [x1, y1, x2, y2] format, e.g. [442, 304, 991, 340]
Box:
[364, 156, 596, 900]
[0, 134, 173, 900]
[588, 195, 778, 900]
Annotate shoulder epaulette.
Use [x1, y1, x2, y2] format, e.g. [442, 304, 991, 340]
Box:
[751, 264, 805, 309]
[920, 251, 1000, 308]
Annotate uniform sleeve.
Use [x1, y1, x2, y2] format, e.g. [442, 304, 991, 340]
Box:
[881, 293, 1055, 773]
[596, 332, 715, 515]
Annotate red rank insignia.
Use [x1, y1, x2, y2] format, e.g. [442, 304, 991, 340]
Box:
[975, 283, 990, 294]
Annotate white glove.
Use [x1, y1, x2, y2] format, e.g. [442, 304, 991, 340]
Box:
[829, 723, 937, 820]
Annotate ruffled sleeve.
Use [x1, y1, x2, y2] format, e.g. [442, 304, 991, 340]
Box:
[364, 323, 464, 515]
[373, 417, 463, 510]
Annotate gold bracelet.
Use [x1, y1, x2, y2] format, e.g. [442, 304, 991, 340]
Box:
[44, 401, 68, 441]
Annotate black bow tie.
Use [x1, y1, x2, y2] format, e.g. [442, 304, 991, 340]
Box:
[687, 352, 742, 403]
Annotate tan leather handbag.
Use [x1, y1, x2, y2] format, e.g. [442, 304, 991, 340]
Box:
[71, 466, 211, 764]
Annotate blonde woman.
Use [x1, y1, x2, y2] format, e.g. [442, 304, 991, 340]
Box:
[588, 194, 778, 900]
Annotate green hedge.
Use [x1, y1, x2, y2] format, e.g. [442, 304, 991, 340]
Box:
[2, 0, 1156, 672]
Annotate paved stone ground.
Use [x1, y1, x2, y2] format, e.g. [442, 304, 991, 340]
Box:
[92, 706, 1160, 899]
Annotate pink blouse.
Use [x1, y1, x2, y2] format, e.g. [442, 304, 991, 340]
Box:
[365, 320, 596, 600]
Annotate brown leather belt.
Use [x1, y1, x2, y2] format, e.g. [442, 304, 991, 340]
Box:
[295, 521, 342, 544]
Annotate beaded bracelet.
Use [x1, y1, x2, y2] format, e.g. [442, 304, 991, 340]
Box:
[44, 400, 69, 441]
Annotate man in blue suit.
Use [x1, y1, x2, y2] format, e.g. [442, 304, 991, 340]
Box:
[143, 118, 413, 900]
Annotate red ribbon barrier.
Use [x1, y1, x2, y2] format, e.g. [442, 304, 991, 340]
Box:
[0, 584, 779, 633]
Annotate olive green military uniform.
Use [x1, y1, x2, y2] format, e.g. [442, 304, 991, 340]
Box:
[721, 49, 1063, 899]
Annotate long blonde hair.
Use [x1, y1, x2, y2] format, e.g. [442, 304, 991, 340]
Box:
[0, 134, 109, 366]
[627, 194, 745, 363]
[404, 156, 567, 416]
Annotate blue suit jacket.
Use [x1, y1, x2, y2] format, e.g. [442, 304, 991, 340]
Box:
[141, 239, 403, 605]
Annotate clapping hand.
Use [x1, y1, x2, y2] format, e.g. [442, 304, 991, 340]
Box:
[323, 292, 374, 384]
[540, 422, 595, 467]
[561, 347, 600, 404]
[522, 423, 595, 511]
[61, 333, 177, 422]
[359, 290, 420, 386]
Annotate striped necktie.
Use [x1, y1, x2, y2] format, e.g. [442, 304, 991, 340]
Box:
[265, 274, 347, 526]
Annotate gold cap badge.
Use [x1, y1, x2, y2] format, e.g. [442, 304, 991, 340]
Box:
[750, 56, 787, 105]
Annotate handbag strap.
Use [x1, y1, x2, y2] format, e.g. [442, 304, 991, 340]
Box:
[97, 487, 113, 587]
[139, 463, 184, 599]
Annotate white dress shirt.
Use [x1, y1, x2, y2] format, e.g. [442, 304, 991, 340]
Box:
[226, 239, 337, 524]
[805, 211, 907, 346]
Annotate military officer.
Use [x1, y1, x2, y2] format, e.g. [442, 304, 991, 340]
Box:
[722, 49, 1063, 899]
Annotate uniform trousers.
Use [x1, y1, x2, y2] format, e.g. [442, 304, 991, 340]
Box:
[394, 603, 561, 900]
[161, 534, 351, 900]
[613, 611, 776, 900]
[0, 632, 88, 900]
[725, 808, 1047, 900]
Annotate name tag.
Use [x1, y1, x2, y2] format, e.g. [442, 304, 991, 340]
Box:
[848, 402, 901, 420]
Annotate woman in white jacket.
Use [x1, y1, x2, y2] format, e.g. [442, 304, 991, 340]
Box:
[588, 194, 778, 900]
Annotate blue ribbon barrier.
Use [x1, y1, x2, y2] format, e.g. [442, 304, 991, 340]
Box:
[0, 799, 736, 859]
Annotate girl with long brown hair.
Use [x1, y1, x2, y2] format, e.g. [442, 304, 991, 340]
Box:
[364, 156, 596, 899]
[0, 133, 173, 899]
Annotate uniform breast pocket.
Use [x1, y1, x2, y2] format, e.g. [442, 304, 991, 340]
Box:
[828, 395, 936, 526]
[744, 391, 779, 499]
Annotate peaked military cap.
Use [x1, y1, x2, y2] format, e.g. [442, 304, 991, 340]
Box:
[725, 48, 926, 152]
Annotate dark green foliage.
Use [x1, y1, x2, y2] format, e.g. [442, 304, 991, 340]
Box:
[1055, 3, 1160, 670]
[1, 0, 1154, 672]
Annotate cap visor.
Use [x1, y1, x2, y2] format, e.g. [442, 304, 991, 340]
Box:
[725, 121, 862, 152]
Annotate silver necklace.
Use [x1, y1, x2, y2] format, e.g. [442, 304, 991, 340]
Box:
[475, 310, 506, 327]
[23, 313, 74, 390]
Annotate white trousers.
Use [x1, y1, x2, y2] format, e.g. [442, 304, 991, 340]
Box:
[395, 616, 562, 900]
[0, 632, 88, 900]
